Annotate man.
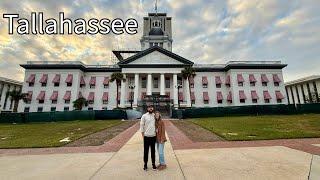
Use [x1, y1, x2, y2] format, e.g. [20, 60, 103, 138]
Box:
[140, 105, 157, 171]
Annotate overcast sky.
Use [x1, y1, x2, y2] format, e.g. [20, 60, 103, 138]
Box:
[0, 0, 319, 82]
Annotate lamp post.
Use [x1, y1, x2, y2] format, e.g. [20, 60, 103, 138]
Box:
[128, 84, 135, 109]
[175, 84, 182, 109]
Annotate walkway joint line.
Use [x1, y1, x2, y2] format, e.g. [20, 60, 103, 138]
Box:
[89, 151, 118, 180]
[308, 154, 314, 180]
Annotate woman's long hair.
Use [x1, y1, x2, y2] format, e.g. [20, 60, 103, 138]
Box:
[154, 111, 161, 129]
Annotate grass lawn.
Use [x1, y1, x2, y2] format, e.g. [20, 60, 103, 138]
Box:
[0, 120, 122, 148]
[190, 114, 320, 141]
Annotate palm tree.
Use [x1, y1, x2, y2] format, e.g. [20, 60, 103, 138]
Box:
[7, 90, 27, 112]
[110, 72, 125, 108]
[73, 97, 88, 110]
[181, 66, 196, 107]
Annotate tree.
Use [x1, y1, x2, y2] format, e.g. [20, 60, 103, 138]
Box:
[73, 97, 88, 110]
[181, 66, 196, 107]
[110, 72, 125, 108]
[7, 90, 27, 112]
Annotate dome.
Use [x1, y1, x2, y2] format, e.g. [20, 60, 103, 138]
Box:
[149, 27, 164, 36]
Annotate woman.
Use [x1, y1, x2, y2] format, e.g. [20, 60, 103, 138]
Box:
[155, 111, 167, 170]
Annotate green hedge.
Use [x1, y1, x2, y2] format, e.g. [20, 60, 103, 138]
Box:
[172, 104, 318, 119]
[0, 110, 126, 123]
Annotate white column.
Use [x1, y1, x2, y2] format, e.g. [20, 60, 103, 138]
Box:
[185, 78, 191, 107]
[160, 74, 165, 96]
[133, 74, 139, 108]
[120, 74, 126, 108]
[147, 74, 152, 96]
[0, 83, 5, 110]
[173, 74, 178, 107]
[1, 84, 8, 110]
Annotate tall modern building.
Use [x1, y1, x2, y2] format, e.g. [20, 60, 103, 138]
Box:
[0, 76, 23, 112]
[285, 75, 320, 105]
[18, 12, 288, 113]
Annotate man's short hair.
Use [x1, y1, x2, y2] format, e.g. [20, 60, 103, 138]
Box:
[147, 105, 154, 108]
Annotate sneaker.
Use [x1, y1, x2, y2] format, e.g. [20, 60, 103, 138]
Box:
[143, 165, 148, 171]
[152, 164, 157, 171]
[158, 164, 167, 171]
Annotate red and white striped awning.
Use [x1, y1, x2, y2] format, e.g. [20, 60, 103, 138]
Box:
[63, 91, 71, 100]
[261, 74, 269, 83]
[190, 92, 195, 100]
[203, 92, 209, 101]
[39, 74, 48, 83]
[237, 74, 244, 83]
[227, 91, 232, 101]
[87, 92, 95, 101]
[89, 77, 96, 86]
[239, 90, 247, 100]
[273, 74, 281, 83]
[50, 91, 58, 100]
[251, 91, 259, 100]
[52, 74, 60, 83]
[215, 76, 222, 84]
[103, 77, 110, 85]
[216, 91, 223, 101]
[275, 91, 284, 99]
[202, 76, 208, 85]
[65, 74, 73, 83]
[36, 91, 45, 100]
[225, 75, 231, 85]
[102, 92, 109, 101]
[178, 92, 183, 101]
[26, 74, 35, 83]
[263, 91, 272, 100]
[249, 74, 257, 83]
[80, 76, 86, 86]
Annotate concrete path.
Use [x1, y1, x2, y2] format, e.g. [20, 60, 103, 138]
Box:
[91, 131, 184, 179]
[310, 155, 320, 180]
[0, 129, 317, 180]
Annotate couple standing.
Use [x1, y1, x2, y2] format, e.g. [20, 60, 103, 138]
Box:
[140, 105, 167, 171]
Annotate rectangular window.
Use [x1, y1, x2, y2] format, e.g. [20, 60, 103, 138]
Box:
[262, 82, 268, 86]
[37, 107, 43, 112]
[274, 82, 279, 86]
[29, 82, 34, 87]
[238, 82, 243, 87]
[141, 77, 147, 88]
[250, 82, 255, 87]
[191, 100, 195, 104]
[88, 100, 94, 104]
[264, 99, 270, 103]
[52, 100, 57, 104]
[64, 107, 69, 111]
[190, 84, 194, 88]
[80, 84, 85, 88]
[226, 84, 230, 88]
[90, 85, 95, 89]
[252, 99, 258, 103]
[88, 107, 93, 111]
[202, 84, 208, 88]
[103, 100, 108, 104]
[104, 84, 109, 88]
[51, 107, 56, 112]
[65, 100, 70, 104]
[67, 83, 72, 87]
[217, 100, 222, 104]
[277, 99, 282, 103]
[204, 100, 209, 104]
[54, 83, 60, 87]
[216, 84, 221, 88]
[165, 77, 170, 88]
[102, 107, 107, 110]
[153, 77, 159, 88]
[39, 100, 44, 104]
[24, 107, 30, 112]
[41, 83, 47, 87]
[240, 99, 245, 103]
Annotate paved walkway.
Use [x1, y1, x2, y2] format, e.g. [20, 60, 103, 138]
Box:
[1, 120, 320, 179]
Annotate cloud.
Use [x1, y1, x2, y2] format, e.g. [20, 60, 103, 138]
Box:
[0, 0, 319, 82]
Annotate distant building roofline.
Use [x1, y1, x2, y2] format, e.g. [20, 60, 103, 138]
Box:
[0, 76, 23, 86]
[285, 75, 320, 86]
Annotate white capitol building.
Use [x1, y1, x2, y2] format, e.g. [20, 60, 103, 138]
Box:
[18, 12, 288, 113]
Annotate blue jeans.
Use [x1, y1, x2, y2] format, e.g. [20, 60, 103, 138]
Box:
[157, 143, 165, 165]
